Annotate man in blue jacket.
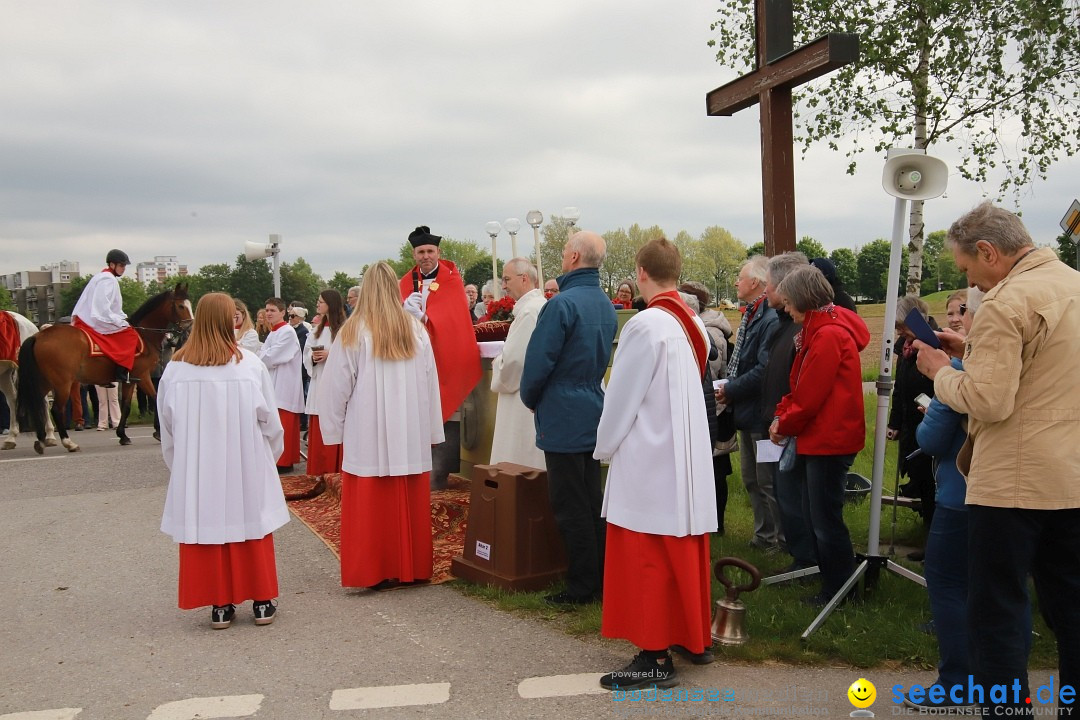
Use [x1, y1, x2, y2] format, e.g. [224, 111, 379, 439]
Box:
[521, 231, 618, 605]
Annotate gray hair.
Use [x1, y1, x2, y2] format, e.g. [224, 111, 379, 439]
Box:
[568, 231, 607, 268]
[766, 251, 809, 288]
[505, 257, 538, 285]
[679, 291, 700, 315]
[481, 280, 495, 296]
[348, 285, 361, 297]
[947, 201, 1034, 256]
[776, 265, 833, 312]
[895, 295, 930, 328]
[740, 255, 769, 285]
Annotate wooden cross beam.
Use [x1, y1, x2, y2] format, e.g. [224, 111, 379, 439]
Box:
[707, 0, 858, 256]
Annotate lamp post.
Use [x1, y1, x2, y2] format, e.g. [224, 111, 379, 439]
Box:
[485, 220, 502, 299]
[563, 206, 581, 240]
[504, 217, 521, 258]
[526, 210, 544, 285]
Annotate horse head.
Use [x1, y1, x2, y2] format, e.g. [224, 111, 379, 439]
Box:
[171, 283, 194, 330]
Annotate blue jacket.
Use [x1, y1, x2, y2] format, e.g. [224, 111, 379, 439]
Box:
[520, 268, 617, 453]
[724, 300, 779, 433]
[916, 359, 968, 510]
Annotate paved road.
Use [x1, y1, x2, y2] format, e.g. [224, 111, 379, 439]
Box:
[0, 428, 1057, 719]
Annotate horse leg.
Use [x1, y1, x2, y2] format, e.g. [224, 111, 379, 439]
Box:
[133, 374, 160, 442]
[116, 381, 136, 446]
[1, 371, 16, 450]
[49, 385, 78, 453]
[44, 402, 58, 446]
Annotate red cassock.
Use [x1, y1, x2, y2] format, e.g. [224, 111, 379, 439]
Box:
[0, 312, 20, 365]
[339, 471, 433, 587]
[178, 534, 279, 609]
[399, 260, 482, 422]
[601, 524, 713, 654]
[277, 409, 300, 466]
[305, 415, 342, 475]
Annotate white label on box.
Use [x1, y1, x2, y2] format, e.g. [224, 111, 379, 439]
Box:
[476, 540, 491, 561]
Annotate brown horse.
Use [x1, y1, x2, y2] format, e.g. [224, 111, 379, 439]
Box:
[16, 283, 193, 453]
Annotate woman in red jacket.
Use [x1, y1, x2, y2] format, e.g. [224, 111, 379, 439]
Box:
[768, 265, 870, 607]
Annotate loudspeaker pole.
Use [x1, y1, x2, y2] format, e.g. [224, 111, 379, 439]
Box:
[801, 148, 947, 639]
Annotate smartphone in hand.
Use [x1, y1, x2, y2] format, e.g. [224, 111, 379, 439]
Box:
[914, 393, 931, 410]
[904, 309, 941, 349]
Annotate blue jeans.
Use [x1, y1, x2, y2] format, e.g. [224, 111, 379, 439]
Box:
[968, 506, 1080, 710]
[925, 505, 969, 688]
[774, 462, 817, 568]
[797, 454, 856, 597]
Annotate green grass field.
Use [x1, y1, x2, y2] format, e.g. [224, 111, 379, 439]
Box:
[453, 394, 1058, 669]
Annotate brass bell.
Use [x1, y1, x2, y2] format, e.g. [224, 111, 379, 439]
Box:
[710, 557, 762, 647]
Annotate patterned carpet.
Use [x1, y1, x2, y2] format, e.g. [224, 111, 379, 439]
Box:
[280, 473, 470, 585]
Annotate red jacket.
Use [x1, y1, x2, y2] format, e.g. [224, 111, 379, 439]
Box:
[774, 306, 870, 456]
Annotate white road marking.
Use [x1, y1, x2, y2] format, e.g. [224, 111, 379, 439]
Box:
[145, 695, 263, 720]
[0, 456, 70, 464]
[329, 683, 451, 710]
[0, 710, 82, 720]
[517, 673, 609, 698]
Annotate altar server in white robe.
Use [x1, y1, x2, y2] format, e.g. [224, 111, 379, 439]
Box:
[320, 262, 444, 590]
[258, 297, 305, 472]
[594, 238, 717, 691]
[490, 258, 547, 469]
[159, 292, 289, 629]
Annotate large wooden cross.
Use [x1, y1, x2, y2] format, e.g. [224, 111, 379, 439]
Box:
[707, 0, 858, 256]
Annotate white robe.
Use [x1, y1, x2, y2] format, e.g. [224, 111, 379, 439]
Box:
[489, 288, 546, 469]
[319, 318, 444, 477]
[301, 328, 333, 416]
[257, 323, 305, 413]
[72, 270, 128, 334]
[594, 308, 717, 537]
[158, 350, 289, 544]
[236, 328, 262, 353]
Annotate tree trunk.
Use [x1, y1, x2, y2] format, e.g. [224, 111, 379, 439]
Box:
[906, 5, 932, 296]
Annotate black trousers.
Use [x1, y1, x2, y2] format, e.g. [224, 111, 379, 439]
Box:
[544, 451, 606, 598]
[968, 505, 1080, 712]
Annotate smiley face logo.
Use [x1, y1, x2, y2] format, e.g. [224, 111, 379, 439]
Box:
[847, 678, 876, 709]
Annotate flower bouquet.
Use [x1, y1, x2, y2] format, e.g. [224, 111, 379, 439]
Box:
[474, 296, 515, 342]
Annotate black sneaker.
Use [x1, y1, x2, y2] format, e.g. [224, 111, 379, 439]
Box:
[252, 600, 277, 626]
[210, 604, 235, 629]
[670, 644, 715, 665]
[600, 651, 678, 690]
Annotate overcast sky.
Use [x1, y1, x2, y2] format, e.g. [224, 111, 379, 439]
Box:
[2, 1, 1076, 281]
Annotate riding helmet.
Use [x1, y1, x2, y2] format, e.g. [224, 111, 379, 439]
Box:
[106, 249, 131, 265]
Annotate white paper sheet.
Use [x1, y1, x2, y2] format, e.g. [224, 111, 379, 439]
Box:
[755, 438, 786, 463]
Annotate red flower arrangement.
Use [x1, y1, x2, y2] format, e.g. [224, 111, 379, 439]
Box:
[478, 296, 515, 323]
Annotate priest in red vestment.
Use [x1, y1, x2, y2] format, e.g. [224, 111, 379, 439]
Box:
[399, 226, 481, 488]
[593, 238, 718, 691]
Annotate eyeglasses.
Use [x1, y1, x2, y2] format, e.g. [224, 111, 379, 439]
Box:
[959, 304, 967, 316]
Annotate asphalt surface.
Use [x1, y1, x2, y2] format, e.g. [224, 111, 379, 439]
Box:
[0, 426, 1059, 719]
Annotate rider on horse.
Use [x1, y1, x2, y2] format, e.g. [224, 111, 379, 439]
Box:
[71, 249, 140, 384]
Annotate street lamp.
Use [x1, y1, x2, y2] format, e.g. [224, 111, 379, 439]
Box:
[563, 206, 581, 240]
[526, 210, 544, 285]
[243, 233, 282, 297]
[485, 220, 502, 299]
[503, 217, 521, 258]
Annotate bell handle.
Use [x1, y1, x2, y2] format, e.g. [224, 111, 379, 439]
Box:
[713, 556, 762, 600]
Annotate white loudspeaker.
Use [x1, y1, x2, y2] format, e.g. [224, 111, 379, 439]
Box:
[882, 149, 948, 201]
[245, 241, 271, 261]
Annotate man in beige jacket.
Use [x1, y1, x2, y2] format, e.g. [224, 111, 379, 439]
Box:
[915, 202, 1080, 713]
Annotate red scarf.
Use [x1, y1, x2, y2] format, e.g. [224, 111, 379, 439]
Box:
[648, 290, 708, 378]
[271, 321, 288, 331]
